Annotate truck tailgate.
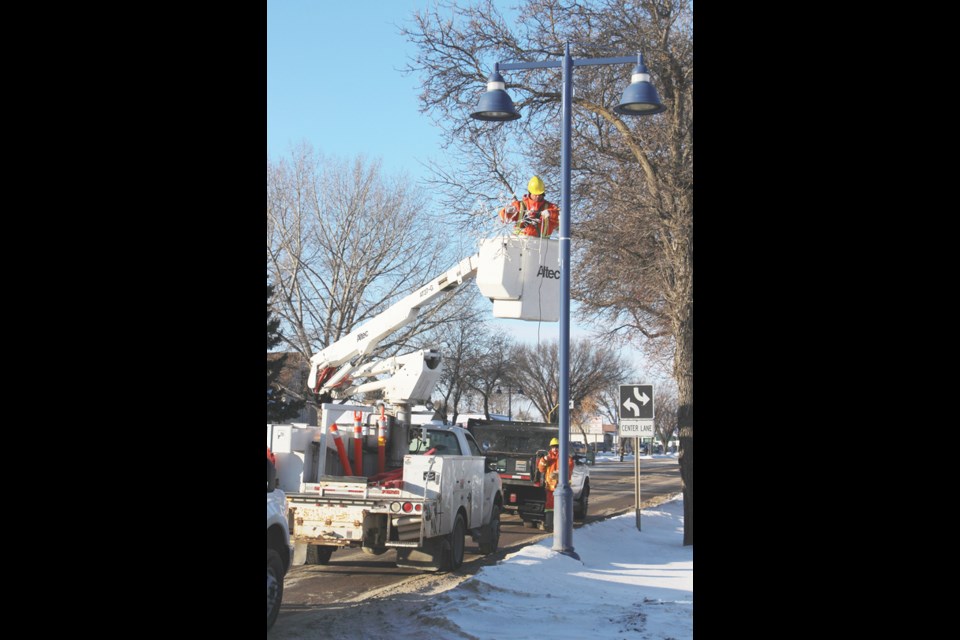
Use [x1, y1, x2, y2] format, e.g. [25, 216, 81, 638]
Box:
[289, 502, 365, 543]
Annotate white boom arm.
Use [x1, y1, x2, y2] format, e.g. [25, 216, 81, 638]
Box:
[307, 254, 480, 395]
[332, 349, 442, 404]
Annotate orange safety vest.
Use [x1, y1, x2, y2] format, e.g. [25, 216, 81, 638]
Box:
[537, 452, 575, 492]
[499, 194, 560, 237]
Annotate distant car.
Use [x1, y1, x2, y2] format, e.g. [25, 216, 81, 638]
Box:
[637, 443, 649, 455]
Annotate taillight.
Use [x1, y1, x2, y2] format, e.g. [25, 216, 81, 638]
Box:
[509, 493, 517, 503]
[402, 502, 413, 513]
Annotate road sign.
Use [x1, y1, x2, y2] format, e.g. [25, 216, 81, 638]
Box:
[619, 384, 654, 420]
[619, 420, 654, 437]
[618, 384, 654, 439]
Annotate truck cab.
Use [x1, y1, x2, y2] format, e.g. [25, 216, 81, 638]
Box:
[408, 421, 485, 456]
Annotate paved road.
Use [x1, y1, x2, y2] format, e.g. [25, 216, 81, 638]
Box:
[271, 456, 681, 635]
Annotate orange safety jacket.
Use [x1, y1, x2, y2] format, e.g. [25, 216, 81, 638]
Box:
[499, 194, 560, 237]
[537, 451, 575, 492]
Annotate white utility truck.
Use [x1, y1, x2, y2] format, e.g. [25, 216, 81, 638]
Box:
[269, 235, 560, 571]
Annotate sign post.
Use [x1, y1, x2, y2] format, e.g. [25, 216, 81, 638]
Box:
[634, 435, 641, 529]
[618, 384, 654, 531]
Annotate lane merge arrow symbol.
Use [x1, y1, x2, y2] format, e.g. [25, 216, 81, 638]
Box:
[633, 388, 650, 406]
[619, 384, 654, 421]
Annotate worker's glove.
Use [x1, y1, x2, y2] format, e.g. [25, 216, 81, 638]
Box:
[505, 205, 518, 214]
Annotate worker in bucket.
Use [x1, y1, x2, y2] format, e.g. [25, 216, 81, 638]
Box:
[498, 175, 560, 238]
[536, 437, 575, 529]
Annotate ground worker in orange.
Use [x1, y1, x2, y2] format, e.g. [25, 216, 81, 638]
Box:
[498, 175, 560, 237]
[536, 437, 575, 530]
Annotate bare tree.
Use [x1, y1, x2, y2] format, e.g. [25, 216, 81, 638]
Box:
[653, 390, 678, 453]
[596, 384, 624, 427]
[465, 332, 516, 419]
[572, 395, 601, 451]
[431, 313, 521, 423]
[513, 338, 633, 424]
[402, 0, 694, 544]
[267, 144, 475, 416]
[431, 305, 487, 425]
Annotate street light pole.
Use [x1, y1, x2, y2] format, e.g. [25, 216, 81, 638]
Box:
[472, 45, 664, 559]
[496, 385, 523, 420]
[556, 42, 575, 558]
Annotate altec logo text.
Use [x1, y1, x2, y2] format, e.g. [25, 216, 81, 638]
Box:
[536, 265, 560, 279]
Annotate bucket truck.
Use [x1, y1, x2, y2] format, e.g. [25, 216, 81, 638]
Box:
[268, 235, 561, 571]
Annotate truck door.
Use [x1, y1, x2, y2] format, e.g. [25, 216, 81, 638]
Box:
[464, 431, 485, 525]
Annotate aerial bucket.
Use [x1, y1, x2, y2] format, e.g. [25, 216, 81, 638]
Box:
[476, 236, 560, 321]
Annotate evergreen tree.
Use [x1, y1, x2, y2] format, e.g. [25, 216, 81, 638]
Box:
[268, 272, 304, 422]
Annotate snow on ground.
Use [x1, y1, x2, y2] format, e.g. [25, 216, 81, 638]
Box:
[428, 493, 691, 640]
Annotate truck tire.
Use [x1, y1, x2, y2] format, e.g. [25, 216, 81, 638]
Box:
[522, 519, 537, 528]
[445, 512, 466, 570]
[478, 506, 501, 555]
[267, 548, 284, 631]
[307, 544, 335, 565]
[574, 482, 590, 522]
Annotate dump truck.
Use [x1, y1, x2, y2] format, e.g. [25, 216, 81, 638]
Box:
[467, 419, 590, 530]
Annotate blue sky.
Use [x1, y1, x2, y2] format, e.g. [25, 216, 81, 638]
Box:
[267, 0, 484, 182]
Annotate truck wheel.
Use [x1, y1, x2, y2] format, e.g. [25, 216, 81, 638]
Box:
[446, 512, 466, 570]
[267, 548, 284, 631]
[522, 519, 537, 529]
[574, 483, 590, 522]
[307, 544, 335, 564]
[478, 506, 501, 555]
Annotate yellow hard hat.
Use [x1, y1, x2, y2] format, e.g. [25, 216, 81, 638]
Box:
[528, 175, 546, 195]
[549, 437, 559, 446]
